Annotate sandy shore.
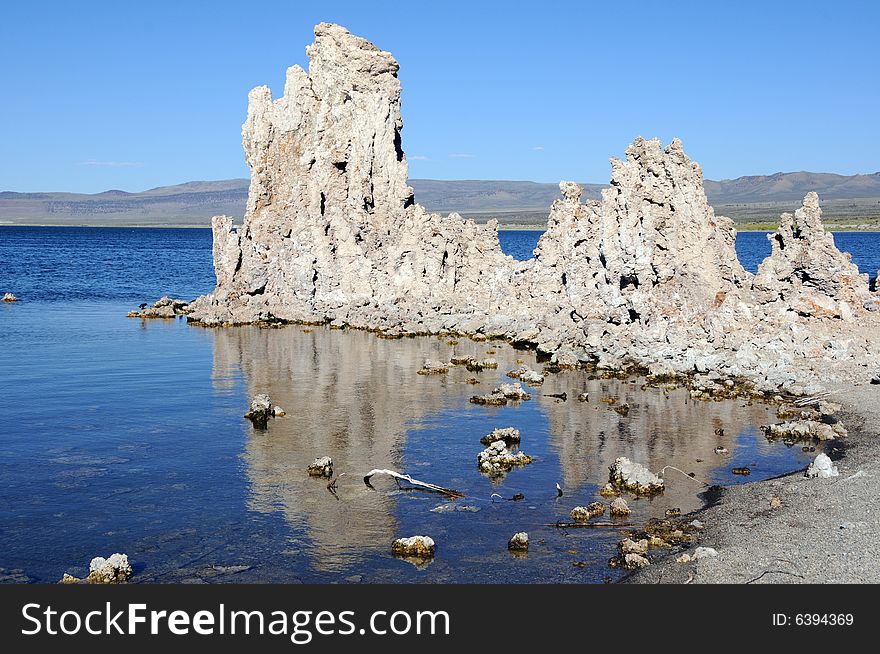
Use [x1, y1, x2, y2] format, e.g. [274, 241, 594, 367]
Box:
[625, 380, 880, 584]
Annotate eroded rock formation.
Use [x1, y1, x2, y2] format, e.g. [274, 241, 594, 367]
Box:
[753, 192, 875, 318]
[189, 22, 880, 391]
[191, 23, 513, 330]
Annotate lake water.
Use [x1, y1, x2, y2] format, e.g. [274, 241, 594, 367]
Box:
[2, 226, 872, 584]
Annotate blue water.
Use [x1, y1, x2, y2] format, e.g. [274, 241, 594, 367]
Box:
[498, 229, 880, 275]
[0, 226, 861, 583]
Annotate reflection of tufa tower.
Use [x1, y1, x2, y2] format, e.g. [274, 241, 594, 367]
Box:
[542, 375, 778, 511]
[210, 323, 784, 571]
[209, 325, 490, 572]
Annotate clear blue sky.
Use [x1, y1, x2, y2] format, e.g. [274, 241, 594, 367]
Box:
[2, 0, 878, 193]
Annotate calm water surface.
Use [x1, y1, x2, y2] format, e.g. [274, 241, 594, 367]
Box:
[2, 226, 871, 583]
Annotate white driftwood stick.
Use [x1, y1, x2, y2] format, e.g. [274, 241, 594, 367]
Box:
[363, 469, 464, 498]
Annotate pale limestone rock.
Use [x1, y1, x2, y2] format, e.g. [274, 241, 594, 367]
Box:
[477, 440, 532, 474]
[693, 546, 719, 560]
[570, 502, 605, 521]
[307, 456, 333, 477]
[609, 496, 630, 516]
[479, 427, 521, 445]
[805, 452, 839, 479]
[754, 193, 873, 319]
[86, 553, 132, 584]
[619, 538, 649, 556]
[391, 536, 434, 558]
[507, 532, 529, 551]
[762, 419, 844, 441]
[609, 457, 664, 495]
[244, 393, 273, 426]
[185, 23, 880, 394]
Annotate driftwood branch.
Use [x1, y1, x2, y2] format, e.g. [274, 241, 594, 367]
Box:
[363, 469, 464, 498]
[745, 569, 806, 584]
[549, 521, 633, 529]
[327, 472, 347, 498]
[793, 392, 832, 407]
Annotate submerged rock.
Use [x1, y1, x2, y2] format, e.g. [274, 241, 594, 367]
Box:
[612, 403, 630, 417]
[466, 358, 498, 372]
[477, 440, 533, 475]
[307, 456, 334, 477]
[391, 536, 435, 559]
[495, 383, 531, 400]
[469, 392, 508, 406]
[479, 427, 521, 445]
[470, 383, 532, 406]
[598, 483, 620, 498]
[417, 359, 450, 375]
[62, 553, 133, 584]
[608, 457, 664, 495]
[244, 393, 273, 427]
[570, 502, 605, 521]
[2, 293, 17, 302]
[609, 497, 631, 516]
[507, 532, 529, 551]
[805, 452, 839, 479]
[88, 554, 133, 584]
[506, 365, 544, 385]
[127, 296, 190, 319]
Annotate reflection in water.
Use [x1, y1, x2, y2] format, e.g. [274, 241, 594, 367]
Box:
[210, 325, 815, 581]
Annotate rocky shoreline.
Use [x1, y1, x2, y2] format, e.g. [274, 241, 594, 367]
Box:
[624, 381, 880, 583]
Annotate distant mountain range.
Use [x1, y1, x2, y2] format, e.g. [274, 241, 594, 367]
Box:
[2, 171, 879, 227]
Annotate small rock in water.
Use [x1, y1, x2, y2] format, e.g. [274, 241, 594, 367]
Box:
[307, 456, 333, 477]
[479, 427, 521, 445]
[506, 365, 544, 385]
[2, 293, 18, 302]
[714, 446, 728, 454]
[609, 457, 664, 495]
[577, 392, 589, 402]
[612, 403, 630, 417]
[391, 536, 435, 559]
[272, 406, 286, 417]
[477, 440, 533, 475]
[805, 452, 839, 479]
[127, 296, 191, 319]
[417, 359, 450, 375]
[598, 483, 619, 498]
[496, 383, 531, 400]
[244, 394, 274, 427]
[570, 502, 605, 521]
[61, 553, 132, 584]
[507, 532, 529, 551]
[871, 375, 880, 385]
[731, 467, 751, 476]
[609, 497, 631, 516]
[665, 507, 681, 517]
